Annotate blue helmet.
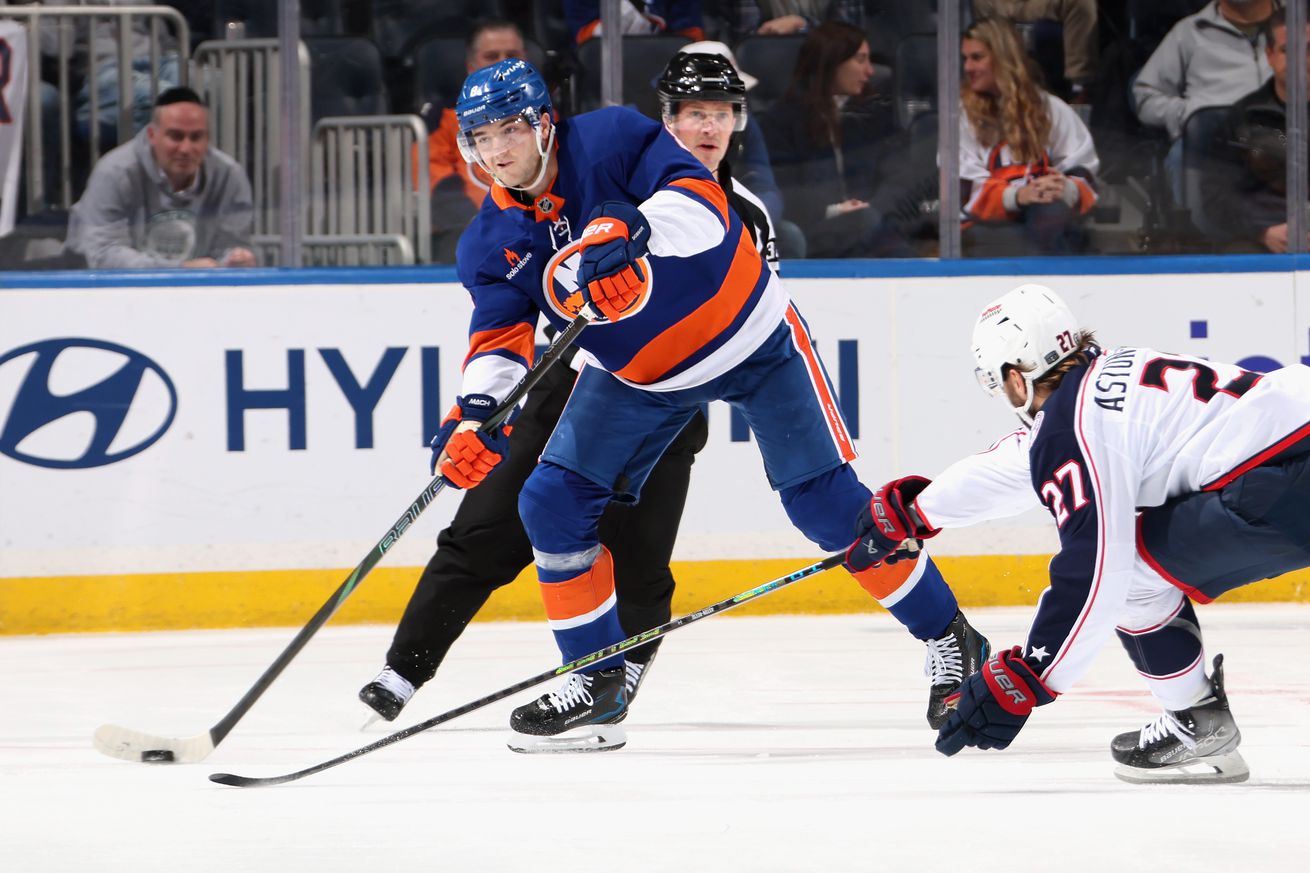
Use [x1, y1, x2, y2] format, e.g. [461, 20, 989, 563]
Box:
[455, 58, 553, 138]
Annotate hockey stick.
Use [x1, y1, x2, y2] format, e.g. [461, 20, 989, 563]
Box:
[209, 552, 847, 787]
[94, 312, 594, 765]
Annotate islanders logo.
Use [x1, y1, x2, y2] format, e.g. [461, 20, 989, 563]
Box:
[541, 240, 654, 324]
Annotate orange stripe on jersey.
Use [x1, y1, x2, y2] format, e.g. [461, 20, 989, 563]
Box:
[850, 559, 917, 600]
[540, 547, 616, 621]
[614, 226, 762, 384]
[670, 177, 730, 228]
[784, 305, 856, 462]
[464, 322, 535, 369]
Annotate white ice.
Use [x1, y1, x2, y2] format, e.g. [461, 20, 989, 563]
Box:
[3, 605, 1308, 872]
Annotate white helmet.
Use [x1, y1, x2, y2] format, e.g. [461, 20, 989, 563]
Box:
[971, 284, 1082, 425]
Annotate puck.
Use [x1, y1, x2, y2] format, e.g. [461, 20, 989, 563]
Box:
[141, 749, 175, 763]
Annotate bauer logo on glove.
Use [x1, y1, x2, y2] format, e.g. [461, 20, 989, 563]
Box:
[573, 200, 654, 323]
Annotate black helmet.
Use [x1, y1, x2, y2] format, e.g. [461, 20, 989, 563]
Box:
[657, 52, 748, 131]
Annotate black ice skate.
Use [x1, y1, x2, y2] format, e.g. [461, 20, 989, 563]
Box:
[358, 667, 415, 722]
[924, 610, 991, 729]
[1111, 654, 1248, 785]
[508, 667, 628, 753]
[624, 649, 658, 704]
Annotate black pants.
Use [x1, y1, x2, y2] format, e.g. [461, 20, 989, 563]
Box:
[385, 362, 709, 687]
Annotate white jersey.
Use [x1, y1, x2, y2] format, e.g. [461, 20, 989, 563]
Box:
[0, 19, 30, 237]
[916, 347, 1310, 693]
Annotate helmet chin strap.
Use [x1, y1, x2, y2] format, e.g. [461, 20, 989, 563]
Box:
[1010, 373, 1040, 427]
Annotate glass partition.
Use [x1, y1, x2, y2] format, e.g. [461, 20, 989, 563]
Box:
[1, 0, 1305, 270]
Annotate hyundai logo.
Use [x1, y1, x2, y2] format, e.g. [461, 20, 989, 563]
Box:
[0, 338, 178, 469]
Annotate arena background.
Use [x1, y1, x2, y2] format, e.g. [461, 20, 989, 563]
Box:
[3, 255, 1307, 634]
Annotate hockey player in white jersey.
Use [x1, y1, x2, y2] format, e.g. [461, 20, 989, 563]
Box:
[846, 283, 1310, 783]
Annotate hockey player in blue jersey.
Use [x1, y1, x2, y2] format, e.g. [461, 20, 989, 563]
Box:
[851, 283, 1310, 783]
[435, 58, 986, 752]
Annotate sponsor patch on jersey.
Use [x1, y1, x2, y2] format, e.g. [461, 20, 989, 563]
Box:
[504, 250, 533, 281]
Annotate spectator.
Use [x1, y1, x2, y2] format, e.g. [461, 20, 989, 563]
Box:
[65, 87, 254, 268]
[1133, 0, 1277, 200]
[973, 0, 1099, 98]
[422, 19, 526, 262]
[1205, 7, 1309, 252]
[715, 1, 865, 44]
[959, 18, 1099, 255]
[565, 0, 703, 43]
[678, 39, 784, 224]
[758, 20, 908, 257]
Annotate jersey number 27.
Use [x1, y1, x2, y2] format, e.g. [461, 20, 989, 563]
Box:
[1040, 459, 1089, 528]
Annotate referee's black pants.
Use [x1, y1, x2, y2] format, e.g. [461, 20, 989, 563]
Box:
[384, 362, 708, 687]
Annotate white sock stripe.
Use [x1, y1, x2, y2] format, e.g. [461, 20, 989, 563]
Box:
[546, 590, 619, 631]
[533, 543, 603, 574]
[874, 554, 928, 608]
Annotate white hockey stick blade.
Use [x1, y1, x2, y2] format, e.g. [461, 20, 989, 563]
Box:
[93, 723, 216, 764]
[506, 724, 627, 754]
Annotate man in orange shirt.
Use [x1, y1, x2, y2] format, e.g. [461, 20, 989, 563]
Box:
[427, 20, 528, 260]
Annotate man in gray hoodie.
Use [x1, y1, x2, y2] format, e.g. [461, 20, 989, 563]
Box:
[66, 87, 255, 268]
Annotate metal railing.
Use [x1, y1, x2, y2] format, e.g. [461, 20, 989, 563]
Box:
[253, 232, 416, 266]
[193, 37, 310, 241]
[309, 114, 430, 265]
[4, 5, 188, 211]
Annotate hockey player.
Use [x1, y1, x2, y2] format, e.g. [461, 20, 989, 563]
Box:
[439, 58, 985, 752]
[356, 53, 776, 725]
[850, 283, 1310, 783]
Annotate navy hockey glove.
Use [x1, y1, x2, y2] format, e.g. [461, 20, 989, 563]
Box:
[576, 201, 651, 322]
[935, 646, 1057, 756]
[845, 476, 938, 572]
[429, 394, 517, 489]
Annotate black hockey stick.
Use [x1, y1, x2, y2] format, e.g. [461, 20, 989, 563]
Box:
[94, 312, 594, 765]
[210, 552, 847, 787]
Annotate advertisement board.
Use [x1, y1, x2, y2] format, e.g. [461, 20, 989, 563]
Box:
[2, 264, 1306, 630]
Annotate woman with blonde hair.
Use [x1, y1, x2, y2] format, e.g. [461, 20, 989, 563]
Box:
[959, 18, 1099, 255]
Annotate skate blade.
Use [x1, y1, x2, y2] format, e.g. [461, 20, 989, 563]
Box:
[507, 724, 628, 754]
[1114, 750, 1250, 785]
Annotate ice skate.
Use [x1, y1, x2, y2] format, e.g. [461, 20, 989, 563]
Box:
[358, 667, 415, 722]
[924, 610, 990, 729]
[508, 667, 628, 753]
[1112, 654, 1248, 784]
[625, 650, 658, 704]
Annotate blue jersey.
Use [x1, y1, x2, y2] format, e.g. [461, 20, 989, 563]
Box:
[454, 106, 787, 402]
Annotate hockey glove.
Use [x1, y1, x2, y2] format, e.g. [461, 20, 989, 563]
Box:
[429, 394, 517, 490]
[844, 476, 939, 572]
[934, 646, 1057, 756]
[576, 201, 651, 322]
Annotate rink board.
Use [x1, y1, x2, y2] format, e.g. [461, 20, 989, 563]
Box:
[2, 259, 1309, 632]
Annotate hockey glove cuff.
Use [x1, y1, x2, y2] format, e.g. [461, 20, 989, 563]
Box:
[934, 646, 1057, 756]
[577, 201, 651, 322]
[845, 476, 939, 572]
[429, 394, 517, 489]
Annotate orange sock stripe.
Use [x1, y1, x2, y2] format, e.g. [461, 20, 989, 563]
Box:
[850, 559, 916, 600]
[540, 546, 616, 621]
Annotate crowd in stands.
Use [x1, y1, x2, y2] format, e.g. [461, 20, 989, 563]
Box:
[0, 0, 1307, 268]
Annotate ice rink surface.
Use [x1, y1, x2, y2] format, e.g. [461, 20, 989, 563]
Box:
[3, 604, 1308, 872]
